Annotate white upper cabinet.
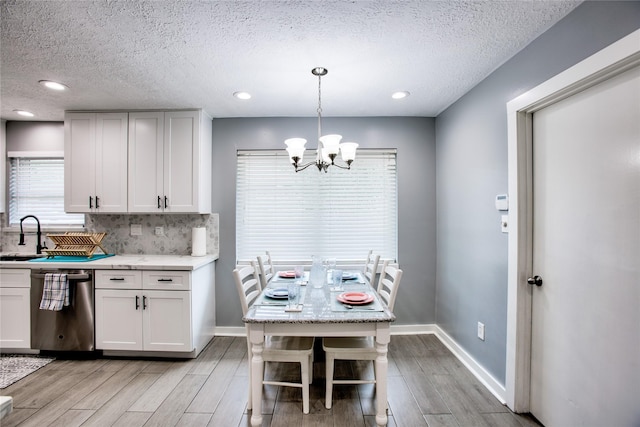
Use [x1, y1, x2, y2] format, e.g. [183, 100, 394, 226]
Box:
[128, 110, 212, 213]
[65, 112, 129, 213]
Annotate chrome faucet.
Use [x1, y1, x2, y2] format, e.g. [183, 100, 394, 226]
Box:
[19, 215, 48, 254]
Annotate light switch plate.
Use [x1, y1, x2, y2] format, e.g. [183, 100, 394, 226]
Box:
[155, 226, 164, 236]
[130, 224, 142, 236]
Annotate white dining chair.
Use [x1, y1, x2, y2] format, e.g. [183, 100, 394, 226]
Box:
[363, 250, 380, 284]
[255, 251, 275, 289]
[322, 260, 403, 409]
[233, 264, 314, 414]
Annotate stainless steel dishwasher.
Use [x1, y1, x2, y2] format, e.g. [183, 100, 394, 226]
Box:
[30, 269, 95, 351]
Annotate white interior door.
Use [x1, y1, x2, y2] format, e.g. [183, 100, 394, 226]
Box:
[530, 64, 640, 426]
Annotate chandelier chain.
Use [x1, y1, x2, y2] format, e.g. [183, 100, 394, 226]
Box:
[317, 72, 322, 141]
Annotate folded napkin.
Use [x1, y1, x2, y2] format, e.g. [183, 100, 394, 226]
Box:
[39, 273, 69, 311]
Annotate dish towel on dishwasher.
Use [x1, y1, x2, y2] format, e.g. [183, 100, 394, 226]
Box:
[39, 273, 69, 311]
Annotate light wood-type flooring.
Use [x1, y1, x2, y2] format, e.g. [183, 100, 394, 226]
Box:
[1, 334, 542, 427]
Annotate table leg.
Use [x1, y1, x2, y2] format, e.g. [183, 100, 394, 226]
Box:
[249, 324, 265, 427]
[375, 324, 391, 426]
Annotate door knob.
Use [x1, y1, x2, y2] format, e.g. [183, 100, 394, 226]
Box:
[527, 275, 543, 287]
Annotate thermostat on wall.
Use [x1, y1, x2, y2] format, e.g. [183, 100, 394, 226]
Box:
[495, 194, 509, 211]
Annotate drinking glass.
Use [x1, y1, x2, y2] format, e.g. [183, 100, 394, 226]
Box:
[294, 265, 304, 282]
[287, 283, 299, 309]
[331, 269, 343, 291]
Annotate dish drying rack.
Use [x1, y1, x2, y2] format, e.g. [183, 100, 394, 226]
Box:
[44, 232, 108, 258]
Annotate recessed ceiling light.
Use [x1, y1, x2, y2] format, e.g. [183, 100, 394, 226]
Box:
[13, 109, 35, 117]
[233, 91, 252, 100]
[391, 91, 410, 100]
[39, 80, 68, 91]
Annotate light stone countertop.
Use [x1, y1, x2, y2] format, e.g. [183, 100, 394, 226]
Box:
[0, 253, 218, 271]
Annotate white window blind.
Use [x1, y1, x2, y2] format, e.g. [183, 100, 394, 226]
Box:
[9, 157, 85, 227]
[236, 149, 397, 263]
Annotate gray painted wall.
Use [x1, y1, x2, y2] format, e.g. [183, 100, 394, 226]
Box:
[5, 121, 63, 152]
[211, 117, 436, 327]
[435, 1, 640, 384]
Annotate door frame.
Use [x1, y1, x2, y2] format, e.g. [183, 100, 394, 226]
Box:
[504, 29, 640, 412]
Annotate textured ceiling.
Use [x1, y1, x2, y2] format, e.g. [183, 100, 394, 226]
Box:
[0, 0, 581, 121]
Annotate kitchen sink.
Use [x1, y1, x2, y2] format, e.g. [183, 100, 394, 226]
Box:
[0, 254, 42, 261]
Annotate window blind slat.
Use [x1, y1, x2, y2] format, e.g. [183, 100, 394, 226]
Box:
[9, 158, 85, 226]
[236, 150, 397, 262]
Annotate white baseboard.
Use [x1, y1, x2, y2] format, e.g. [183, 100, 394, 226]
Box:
[434, 325, 507, 404]
[215, 326, 246, 337]
[214, 323, 507, 405]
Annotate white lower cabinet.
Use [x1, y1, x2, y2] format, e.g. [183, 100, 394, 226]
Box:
[95, 288, 191, 352]
[95, 269, 203, 354]
[0, 269, 31, 349]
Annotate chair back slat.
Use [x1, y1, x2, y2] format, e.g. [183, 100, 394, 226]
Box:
[363, 250, 380, 284]
[256, 251, 275, 288]
[376, 260, 403, 311]
[233, 264, 261, 315]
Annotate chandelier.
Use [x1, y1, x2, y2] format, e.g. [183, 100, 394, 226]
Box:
[285, 67, 358, 172]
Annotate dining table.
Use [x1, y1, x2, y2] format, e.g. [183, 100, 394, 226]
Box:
[242, 269, 396, 426]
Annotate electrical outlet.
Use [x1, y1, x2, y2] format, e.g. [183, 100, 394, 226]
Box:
[477, 322, 485, 341]
[130, 224, 142, 236]
[155, 226, 164, 236]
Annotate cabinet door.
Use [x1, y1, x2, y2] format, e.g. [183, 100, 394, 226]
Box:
[128, 112, 164, 213]
[65, 113, 96, 212]
[95, 289, 143, 350]
[0, 288, 31, 349]
[143, 290, 192, 352]
[95, 113, 128, 212]
[164, 110, 199, 212]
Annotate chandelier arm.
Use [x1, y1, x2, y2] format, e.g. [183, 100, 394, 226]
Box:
[293, 160, 319, 172]
[329, 162, 351, 170]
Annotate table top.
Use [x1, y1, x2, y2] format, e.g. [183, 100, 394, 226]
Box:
[243, 270, 396, 324]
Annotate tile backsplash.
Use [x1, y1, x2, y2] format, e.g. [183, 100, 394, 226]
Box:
[0, 213, 219, 256]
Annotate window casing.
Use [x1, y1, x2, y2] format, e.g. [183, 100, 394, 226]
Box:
[8, 156, 84, 227]
[236, 149, 397, 263]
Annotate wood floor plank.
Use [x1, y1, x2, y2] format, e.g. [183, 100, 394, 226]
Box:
[424, 413, 461, 427]
[14, 370, 114, 427]
[0, 408, 38, 427]
[79, 373, 160, 427]
[72, 360, 152, 410]
[112, 411, 154, 426]
[188, 336, 234, 375]
[429, 374, 493, 427]
[46, 409, 95, 427]
[386, 375, 429, 426]
[186, 357, 241, 413]
[175, 412, 213, 426]
[300, 413, 333, 427]
[331, 398, 366, 427]
[389, 335, 430, 357]
[13, 371, 90, 409]
[481, 412, 527, 427]
[127, 359, 195, 412]
[206, 372, 249, 427]
[143, 374, 208, 427]
[270, 401, 304, 427]
[393, 355, 451, 414]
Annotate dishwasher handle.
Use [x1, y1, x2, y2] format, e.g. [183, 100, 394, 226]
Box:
[31, 272, 91, 280]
